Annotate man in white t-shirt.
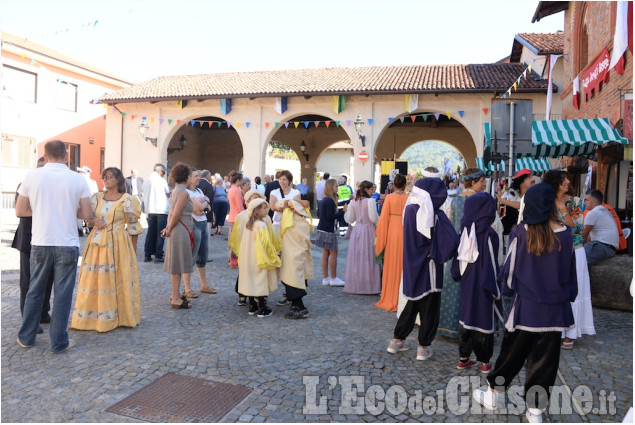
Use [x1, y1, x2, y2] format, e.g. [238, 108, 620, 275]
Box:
[16, 140, 92, 353]
[142, 163, 170, 263]
[582, 189, 619, 266]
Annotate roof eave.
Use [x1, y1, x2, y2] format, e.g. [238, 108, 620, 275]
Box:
[532, 1, 569, 23]
[98, 88, 552, 105]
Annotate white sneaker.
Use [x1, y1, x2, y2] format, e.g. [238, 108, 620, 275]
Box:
[386, 340, 410, 354]
[322, 278, 331, 285]
[473, 388, 497, 410]
[416, 346, 433, 361]
[330, 277, 345, 286]
[526, 408, 543, 423]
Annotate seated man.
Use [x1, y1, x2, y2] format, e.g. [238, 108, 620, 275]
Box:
[581, 189, 619, 266]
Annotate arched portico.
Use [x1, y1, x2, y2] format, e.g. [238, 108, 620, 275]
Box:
[263, 114, 353, 189]
[163, 116, 243, 175]
[373, 112, 477, 175]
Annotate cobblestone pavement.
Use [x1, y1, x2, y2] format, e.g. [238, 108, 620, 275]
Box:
[1, 210, 632, 422]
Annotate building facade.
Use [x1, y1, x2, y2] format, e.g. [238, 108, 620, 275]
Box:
[1, 32, 132, 203]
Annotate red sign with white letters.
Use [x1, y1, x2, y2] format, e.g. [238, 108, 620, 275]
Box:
[582, 47, 611, 98]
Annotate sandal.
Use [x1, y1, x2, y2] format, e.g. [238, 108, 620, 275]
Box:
[183, 289, 199, 298]
[171, 299, 192, 309]
[561, 340, 574, 350]
[200, 287, 217, 294]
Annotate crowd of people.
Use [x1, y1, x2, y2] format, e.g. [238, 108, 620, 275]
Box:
[14, 140, 626, 421]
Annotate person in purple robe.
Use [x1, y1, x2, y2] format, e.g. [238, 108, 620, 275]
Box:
[386, 177, 459, 361]
[473, 183, 577, 424]
[451, 192, 502, 373]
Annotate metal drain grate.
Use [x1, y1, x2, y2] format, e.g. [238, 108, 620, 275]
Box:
[106, 373, 253, 422]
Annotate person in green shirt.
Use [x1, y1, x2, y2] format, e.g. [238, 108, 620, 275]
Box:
[337, 176, 352, 236]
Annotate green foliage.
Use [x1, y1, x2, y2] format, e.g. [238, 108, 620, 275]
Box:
[267, 142, 299, 160]
[399, 141, 465, 174]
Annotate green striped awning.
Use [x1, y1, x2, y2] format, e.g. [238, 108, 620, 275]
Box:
[476, 157, 505, 175]
[515, 157, 552, 173]
[484, 122, 491, 147]
[532, 118, 628, 158]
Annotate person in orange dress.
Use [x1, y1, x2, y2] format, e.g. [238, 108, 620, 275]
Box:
[374, 174, 409, 312]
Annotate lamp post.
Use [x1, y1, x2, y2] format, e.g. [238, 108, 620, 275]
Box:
[139, 118, 157, 147]
[353, 114, 366, 147]
[299, 140, 309, 161]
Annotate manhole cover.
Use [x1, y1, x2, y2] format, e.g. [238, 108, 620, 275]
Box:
[106, 373, 252, 422]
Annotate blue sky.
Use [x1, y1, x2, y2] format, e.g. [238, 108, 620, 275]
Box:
[0, 1, 564, 83]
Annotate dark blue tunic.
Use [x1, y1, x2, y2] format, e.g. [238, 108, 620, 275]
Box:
[500, 224, 577, 332]
[402, 204, 459, 300]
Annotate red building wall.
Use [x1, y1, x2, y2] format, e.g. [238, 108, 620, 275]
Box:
[38, 115, 106, 190]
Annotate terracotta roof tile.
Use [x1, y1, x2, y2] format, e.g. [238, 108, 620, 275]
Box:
[517, 33, 565, 54]
[98, 63, 550, 104]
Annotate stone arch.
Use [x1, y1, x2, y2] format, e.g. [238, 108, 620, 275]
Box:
[373, 111, 478, 169]
[164, 115, 243, 175]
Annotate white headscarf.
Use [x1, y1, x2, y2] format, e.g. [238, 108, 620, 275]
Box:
[404, 185, 435, 238]
[421, 169, 442, 179]
[456, 223, 479, 275]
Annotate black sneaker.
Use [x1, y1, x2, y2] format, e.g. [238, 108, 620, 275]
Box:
[248, 303, 258, 315]
[298, 308, 309, 318]
[276, 296, 289, 306]
[40, 314, 51, 324]
[143, 257, 152, 262]
[237, 296, 247, 306]
[154, 257, 164, 263]
[257, 306, 273, 318]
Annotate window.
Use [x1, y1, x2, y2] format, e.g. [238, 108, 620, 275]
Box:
[100, 148, 105, 174]
[65, 143, 80, 170]
[575, 3, 590, 73]
[56, 80, 77, 111]
[1, 65, 37, 103]
[1, 134, 35, 168]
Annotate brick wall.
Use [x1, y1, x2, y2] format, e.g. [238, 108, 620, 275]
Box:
[560, 2, 632, 126]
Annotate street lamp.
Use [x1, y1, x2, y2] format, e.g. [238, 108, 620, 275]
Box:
[139, 118, 157, 147]
[353, 114, 366, 147]
[299, 140, 309, 161]
[167, 135, 187, 155]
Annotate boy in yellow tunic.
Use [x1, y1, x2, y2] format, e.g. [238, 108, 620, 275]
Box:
[278, 200, 314, 319]
[229, 190, 276, 310]
[238, 199, 280, 317]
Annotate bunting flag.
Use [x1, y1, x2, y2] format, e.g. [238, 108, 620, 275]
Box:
[388, 117, 394, 124]
[131, 115, 136, 120]
[399, 117, 405, 123]
[608, 1, 628, 74]
[367, 118, 373, 125]
[235, 122, 241, 128]
[283, 122, 288, 128]
[150, 117, 155, 123]
[422, 114, 428, 121]
[325, 121, 331, 128]
[274, 97, 288, 114]
[458, 111, 464, 117]
[572, 76, 580, 110]
[314, 121, 320, 128]
[335, 121, 340, 127]
[245, 122, 250, 128]
[304, 122, 309, 128]
[546, 54, 561, 119]
[294, 122, 299, 128]
[190, 120, 196, 127]
[331, 95, 346, 114]
[216, 121, 222, 127]
[433, 113, 440, 121]
[446, 112, 452, 120]
[346, 120, 351, 126]
[159, 118, 164, 124]
[512, 82, 517, 91]
[403, 94, 419, 113]
[410, 115, 416, 123]
[176, 120, 181, 125]
[220, 98, 232, 115]
[121, 112, 127, 118]
[227, 122, 232, 128]
[265, 122, 270, 128]
[168, 119, 172, 125]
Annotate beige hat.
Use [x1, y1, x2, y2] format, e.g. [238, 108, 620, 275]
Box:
[287, 199, 310, 218]
[244, 189, 264, 203]
[247, 198, 269, 216]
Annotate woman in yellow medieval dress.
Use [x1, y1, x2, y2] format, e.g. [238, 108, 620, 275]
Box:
[71, 167, 142, 332]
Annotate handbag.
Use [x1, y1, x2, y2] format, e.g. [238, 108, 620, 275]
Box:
[178, 219, 195, 250]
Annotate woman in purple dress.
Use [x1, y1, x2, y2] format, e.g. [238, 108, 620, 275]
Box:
[344, 181, 381, 294]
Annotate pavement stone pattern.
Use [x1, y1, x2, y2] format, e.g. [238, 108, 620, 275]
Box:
[1, 210, 632, 422]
